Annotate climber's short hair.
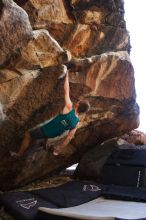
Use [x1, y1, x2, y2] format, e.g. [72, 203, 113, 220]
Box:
[76, 100, 90, 114]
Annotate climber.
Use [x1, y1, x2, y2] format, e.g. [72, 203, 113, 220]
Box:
[11, 65, 90, 156]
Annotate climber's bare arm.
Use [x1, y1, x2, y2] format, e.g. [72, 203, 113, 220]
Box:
[62, 69, 73, 114]
[61, 127, 78, 147]
[53, 125, 78, 155]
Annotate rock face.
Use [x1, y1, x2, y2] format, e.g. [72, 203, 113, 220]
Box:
[0, 0, 139, 190]
[0, 0, 33, 67]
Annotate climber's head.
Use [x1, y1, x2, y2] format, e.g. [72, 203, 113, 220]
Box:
[75, 100, 90, 114]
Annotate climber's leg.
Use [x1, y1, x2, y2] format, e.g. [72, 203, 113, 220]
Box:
[17, 131, 32, 156]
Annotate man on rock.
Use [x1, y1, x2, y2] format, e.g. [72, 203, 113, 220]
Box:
[11, 65, 90, 156]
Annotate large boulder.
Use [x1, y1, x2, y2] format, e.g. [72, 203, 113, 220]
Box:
[0, 0, 139, 190]
[0, 0, 32, 67]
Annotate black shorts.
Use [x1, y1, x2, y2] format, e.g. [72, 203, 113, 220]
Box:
[29, 127, 46, 140]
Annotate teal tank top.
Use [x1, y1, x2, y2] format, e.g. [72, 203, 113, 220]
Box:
[41, 109, 79, 138]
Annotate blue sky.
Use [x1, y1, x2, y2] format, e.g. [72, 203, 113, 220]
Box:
[124, 0, 146, 132]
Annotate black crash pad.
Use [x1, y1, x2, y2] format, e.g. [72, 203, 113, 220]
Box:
[0, 191, 56, 220]
[33, 180, 104, 208]
[103, 185, 146, 202]
[0, 180, 103, 220]
[1, 180, 146, 220]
